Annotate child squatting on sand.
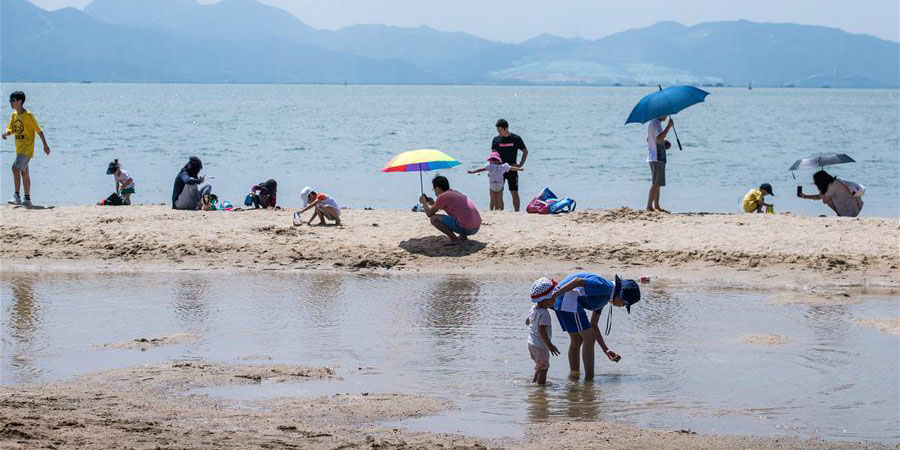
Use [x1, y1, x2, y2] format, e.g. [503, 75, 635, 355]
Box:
[742, 183, 774, 213]
[527, 278, 561, 384]
[468, 151, 523, 211]
[298, 186, 341, 226]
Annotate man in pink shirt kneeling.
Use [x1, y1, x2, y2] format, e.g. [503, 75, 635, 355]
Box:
[419, 175, 482, 246]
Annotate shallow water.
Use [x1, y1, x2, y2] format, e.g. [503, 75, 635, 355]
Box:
[2, 271, 898, 442]
[0, 84, 898, 216]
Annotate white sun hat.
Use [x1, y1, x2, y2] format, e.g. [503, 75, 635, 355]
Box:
[530, 277, 558, 303]
[300, 186, 313, 207]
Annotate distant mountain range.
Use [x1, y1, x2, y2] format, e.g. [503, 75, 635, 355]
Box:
[2, 0, 898, 87]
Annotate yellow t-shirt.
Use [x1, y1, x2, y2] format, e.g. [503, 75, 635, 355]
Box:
[6, 110, 42, 158]
[742, 188, 764, 212]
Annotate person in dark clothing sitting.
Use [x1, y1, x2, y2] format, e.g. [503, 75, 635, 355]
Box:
[172, 156, 211, 210]
[249, 179, 278, 209]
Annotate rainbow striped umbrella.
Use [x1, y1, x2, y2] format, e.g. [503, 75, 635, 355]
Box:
[382, 149, 460, 194]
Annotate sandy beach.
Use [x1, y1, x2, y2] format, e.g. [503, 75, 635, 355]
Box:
[2, 204, 898, 449]
[1, 205, 897, 286]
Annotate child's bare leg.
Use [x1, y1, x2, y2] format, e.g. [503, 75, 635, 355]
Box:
[22, 169, 31, 197]
[322, 207, 341, 225]
[489, 190, 497, 210]
[580, 329, 596, 380]
[12, 167, 21, 195]
[536, 369, 548, 385]
[124, 193, 132, 205]
[498, 189, 505, 211]
[568, 332, 582, 376]
[312, 208, 325, 225]
[532, 370, 538, 383]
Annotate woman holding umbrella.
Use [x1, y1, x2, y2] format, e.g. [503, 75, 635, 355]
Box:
[798, 170, 865, 217]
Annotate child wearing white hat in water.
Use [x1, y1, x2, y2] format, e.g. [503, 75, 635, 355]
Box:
[526, 277, 561, 385]
[297, 186, 341, 226]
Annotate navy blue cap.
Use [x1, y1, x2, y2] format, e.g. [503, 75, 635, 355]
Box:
[760, 183, 774, 196]
[614, 275, 641, 313]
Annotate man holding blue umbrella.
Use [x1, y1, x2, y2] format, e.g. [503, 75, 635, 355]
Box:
[626, 85, 709, 213]
[646, 116, 675, 212]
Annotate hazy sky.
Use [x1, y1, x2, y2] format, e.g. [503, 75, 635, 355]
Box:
[29, 0, 900, 43]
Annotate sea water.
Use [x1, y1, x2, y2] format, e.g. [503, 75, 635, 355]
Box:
[0, 84, 897, 216]
[2, 271, 898, 442]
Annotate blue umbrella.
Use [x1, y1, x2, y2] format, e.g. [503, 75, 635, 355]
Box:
[625, 85, 710, 150]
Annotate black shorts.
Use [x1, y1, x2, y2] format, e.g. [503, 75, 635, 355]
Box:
[503, 171, 519, 191]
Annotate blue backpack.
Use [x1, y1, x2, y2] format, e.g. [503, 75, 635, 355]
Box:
[549, 198, 576, 214]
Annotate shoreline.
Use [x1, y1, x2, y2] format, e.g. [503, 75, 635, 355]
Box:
[1, 205, 897, 288]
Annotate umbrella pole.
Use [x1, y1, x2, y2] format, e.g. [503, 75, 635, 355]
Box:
[672, 126, 683, 151]
[420, 170, 424, 197]
[659, 85, 683, 151]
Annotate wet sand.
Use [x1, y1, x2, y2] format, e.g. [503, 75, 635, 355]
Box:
[1, 361, 891, 450]
[1, 205, 898, 289]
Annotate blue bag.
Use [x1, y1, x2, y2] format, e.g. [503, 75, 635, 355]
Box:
[549, 198, 576, 214]
[244, 194, 254, 207]
[538, 187, 557, 201]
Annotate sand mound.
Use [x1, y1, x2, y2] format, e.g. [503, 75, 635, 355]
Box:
[742, 334, 792, 345]
[853, 318, 900, 336]
[93, 333, 201, 350]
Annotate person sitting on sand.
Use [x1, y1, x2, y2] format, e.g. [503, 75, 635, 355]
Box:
[742, 183, 774, 213]
[798, 170, 864, 217]
[249, 179, 278, 209]
[107, 159, 135, 205]
[527, 278, 562, 385]
[298, 186, 341, 226]
[534, 272, 640, 380]
[419, 175, 481, 245]
[468, 151, 524, 211]
[172, 156, 212, 210]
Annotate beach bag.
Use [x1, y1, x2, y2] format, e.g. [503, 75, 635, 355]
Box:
[244, 194, 254, 207]
[100, 192, 124, 206]
[538, 187, 557, 202]
[217, 200, 234, 211]
[526, 197, 555, 214]
[840, 180, 866, 197]
[549, 198, 576, 214]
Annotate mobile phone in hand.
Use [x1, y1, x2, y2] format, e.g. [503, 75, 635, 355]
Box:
[796, 186, 803, 196]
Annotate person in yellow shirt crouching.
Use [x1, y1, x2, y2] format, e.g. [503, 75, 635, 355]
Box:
[2, 91, 51, 206]
[742, 183, 774, 213]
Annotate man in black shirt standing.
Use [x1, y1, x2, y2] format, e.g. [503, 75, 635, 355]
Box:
[491, 119, 529, 212]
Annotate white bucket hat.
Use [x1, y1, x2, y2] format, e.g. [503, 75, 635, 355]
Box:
[530, 277, 558, 303]
[300, 186, 313, 207]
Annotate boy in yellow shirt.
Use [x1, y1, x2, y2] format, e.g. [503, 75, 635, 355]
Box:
[742, 183, 774, 213]
[3, 91, 51, 206]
